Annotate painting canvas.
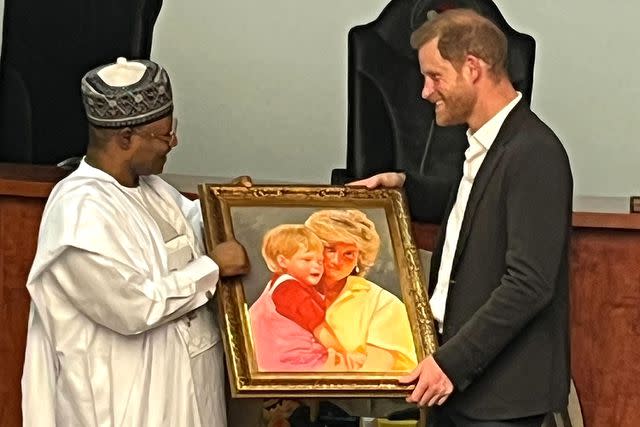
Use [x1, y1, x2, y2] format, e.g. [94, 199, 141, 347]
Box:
[198, 184, 438, 397]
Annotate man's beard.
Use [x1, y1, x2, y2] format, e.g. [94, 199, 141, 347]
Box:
[434, 84, 475, 127]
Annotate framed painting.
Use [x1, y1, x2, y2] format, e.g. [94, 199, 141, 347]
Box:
[198, 184, 438, 397]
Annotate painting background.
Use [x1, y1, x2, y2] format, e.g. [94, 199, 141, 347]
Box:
[229, 206, 401, 306]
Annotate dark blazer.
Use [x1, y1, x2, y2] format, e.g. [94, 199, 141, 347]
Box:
[427, 100, 573, 419]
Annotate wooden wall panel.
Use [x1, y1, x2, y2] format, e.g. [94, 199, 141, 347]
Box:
[570, 228, 640, 427]
[0, 196, 47, 426]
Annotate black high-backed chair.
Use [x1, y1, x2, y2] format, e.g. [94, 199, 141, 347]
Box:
[332, 0, 535, 223]
[0, 0, 163, 164]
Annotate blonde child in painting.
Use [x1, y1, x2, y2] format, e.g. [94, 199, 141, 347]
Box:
[249, 224, 364, 371]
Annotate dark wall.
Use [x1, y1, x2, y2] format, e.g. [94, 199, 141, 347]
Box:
[0, 0, 163, 164]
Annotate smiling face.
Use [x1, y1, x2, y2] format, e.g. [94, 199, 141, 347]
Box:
[418, 39, 477, 127]
[129, 115, 176, 176]
[277, 247, 324, 286]
[321, 242, 359, 283]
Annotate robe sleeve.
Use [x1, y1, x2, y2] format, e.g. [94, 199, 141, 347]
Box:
[46, 247, 219, 335]
[21, 305, 57, 427]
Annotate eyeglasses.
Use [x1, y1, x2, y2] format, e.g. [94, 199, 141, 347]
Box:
[132, 117, 178, 148]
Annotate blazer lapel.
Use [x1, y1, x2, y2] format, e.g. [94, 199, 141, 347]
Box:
[450, 142, 505, 274]
[449, 100, 529, 276]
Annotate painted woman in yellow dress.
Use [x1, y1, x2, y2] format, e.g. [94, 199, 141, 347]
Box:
[305, 209, 417, 372]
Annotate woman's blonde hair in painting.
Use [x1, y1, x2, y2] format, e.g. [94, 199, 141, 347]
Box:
[304, 209, 380, 276]
[261, 224, 324, 273]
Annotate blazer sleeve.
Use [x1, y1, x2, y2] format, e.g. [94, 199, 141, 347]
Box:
[433, 132, 573, 390]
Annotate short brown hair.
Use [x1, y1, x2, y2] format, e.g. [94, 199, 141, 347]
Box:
[410, 9, 508, 77]
[261, 224, 324, 273]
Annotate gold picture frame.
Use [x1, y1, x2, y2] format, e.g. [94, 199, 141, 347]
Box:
[198, 184, 438, 397]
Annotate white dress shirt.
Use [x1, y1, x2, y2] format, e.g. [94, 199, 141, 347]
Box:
[430, 92, 522, 333]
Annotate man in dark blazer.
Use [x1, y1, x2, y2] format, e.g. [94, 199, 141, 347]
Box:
[351, 8, 572, 427]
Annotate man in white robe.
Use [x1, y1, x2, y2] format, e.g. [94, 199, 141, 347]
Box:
[21, 58, 248, 427]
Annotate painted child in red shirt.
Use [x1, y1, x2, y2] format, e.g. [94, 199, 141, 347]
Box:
[250, 224, 364, 371]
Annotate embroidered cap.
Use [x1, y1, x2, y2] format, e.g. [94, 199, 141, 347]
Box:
[81, 57, 173, 128]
